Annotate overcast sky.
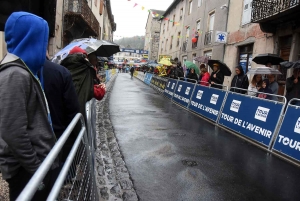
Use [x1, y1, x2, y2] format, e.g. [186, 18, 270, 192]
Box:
[111, 0, 173, 38]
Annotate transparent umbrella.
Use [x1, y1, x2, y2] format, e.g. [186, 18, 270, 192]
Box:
[51, 38, 120, 64]
[247, 67, 282, 75]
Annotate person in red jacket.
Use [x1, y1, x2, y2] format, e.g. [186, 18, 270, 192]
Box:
[199, 67, 210, 86]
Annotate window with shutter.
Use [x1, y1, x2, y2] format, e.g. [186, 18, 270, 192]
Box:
[99, 0, 104, 15]
[196, 20, 201, 31]
[242, 0, 252, 25]
[208, 12, 215, 31]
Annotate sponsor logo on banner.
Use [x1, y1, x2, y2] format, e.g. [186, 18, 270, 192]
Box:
[230, 100, 241, 113]
[254, 106, 270, 122]
[294, 117, 300, 134]
[196, 90, 203, 100]
[171, 83, 175, 89]
[185, 87, 191, 95]
[178, 85, 182, 92]
[210, 94, 219, 105]
[167, 82, 170, 87]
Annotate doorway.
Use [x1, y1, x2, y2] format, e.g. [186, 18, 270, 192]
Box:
[238, 44, 253, 74]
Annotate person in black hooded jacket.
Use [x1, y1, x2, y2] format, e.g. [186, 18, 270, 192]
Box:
[209, 63, 224, 89]
[230, 65, 249, 94]
[187, 68, 198, 83]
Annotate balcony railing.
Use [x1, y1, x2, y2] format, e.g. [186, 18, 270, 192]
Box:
[64, 0, 100, 36]
[204, 31, 213, 45]
[252, 0, 300, 22]
[182, 41, 187, 52]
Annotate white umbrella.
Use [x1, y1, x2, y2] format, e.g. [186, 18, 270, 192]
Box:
[247, 67, 282, 75]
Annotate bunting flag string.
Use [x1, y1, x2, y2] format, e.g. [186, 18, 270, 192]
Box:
[110, 0, 205, 40]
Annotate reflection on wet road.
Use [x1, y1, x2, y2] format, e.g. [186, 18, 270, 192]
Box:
[110, 74, 300, 201]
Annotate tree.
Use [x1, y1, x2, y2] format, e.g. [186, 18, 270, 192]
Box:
[114, 36, 145, 49]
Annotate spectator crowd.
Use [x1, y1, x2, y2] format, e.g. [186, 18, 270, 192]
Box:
[153, 57, 300, 103]
[0, 12, 107, 200]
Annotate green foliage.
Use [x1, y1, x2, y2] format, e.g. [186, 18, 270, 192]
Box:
[114, 36, 145, 49]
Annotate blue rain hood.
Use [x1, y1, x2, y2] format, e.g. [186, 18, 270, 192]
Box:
[5, 12, 49, 75]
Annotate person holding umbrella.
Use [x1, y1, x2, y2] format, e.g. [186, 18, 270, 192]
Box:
[209, 63, 224, 89]
[286, 68, 300, 104]
[61, 46, 105, 123]
[230, 65, 249, 94]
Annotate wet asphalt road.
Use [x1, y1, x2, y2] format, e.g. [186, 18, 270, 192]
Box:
[109, 74, 300, 201]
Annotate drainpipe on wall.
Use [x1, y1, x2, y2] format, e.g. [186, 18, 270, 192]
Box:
[61, 0, 65, 49]
[222, 0, 231, 62]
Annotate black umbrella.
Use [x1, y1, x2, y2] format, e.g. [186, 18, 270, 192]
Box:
[280, 60, 300, 69]
[207, 60, 232, 76]
[252, 54, 284, 65]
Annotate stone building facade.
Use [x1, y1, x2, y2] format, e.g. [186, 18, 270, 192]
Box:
[158, 0, 187, 61]
[144, 9, 164, 61]
[223, 0, 275, 86]
[180, 0, 229, 68]
[0, 0, 116, 59]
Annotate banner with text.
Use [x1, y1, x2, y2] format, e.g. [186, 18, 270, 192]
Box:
[105, 70, 111, 82]
[218, 93, 284, 147]
[144, 73, 153, 85]
[164, 79, 178, 99]
[172, 81, 196, 108]
[188, 85, 227, 122]
[150, 76, 168, 93]
[273, 105, 300, 162]
[137, 72, 145, 81]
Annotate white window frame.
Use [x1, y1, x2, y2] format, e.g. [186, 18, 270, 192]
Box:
[242, 0, 253, 25]
[186, 26, 190, 41]
[198, 0, 202, 7]
[189, 0, 193, 15]
[192, 53, 197, 64]
[208, 12, 215, 31]
[196, 20, 201, 31]
[180, 8, 183, 20]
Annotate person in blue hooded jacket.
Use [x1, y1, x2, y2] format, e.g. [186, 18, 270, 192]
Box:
[0, 12, 59, 200]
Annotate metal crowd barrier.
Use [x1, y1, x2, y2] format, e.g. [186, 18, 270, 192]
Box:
[17, 113, 98, 201]
[16, 69, 119, 200]
[134, 74, 300, 166]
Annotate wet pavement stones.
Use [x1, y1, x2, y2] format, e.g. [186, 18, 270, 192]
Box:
[94, 76, 138, 201]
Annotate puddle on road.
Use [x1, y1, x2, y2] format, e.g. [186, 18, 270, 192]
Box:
[182, 160, 198, 167]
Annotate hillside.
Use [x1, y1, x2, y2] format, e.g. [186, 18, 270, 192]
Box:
[114, 36, 145, 49]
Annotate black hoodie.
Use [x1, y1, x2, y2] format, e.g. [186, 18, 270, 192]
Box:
[230, 66, 249, 94]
